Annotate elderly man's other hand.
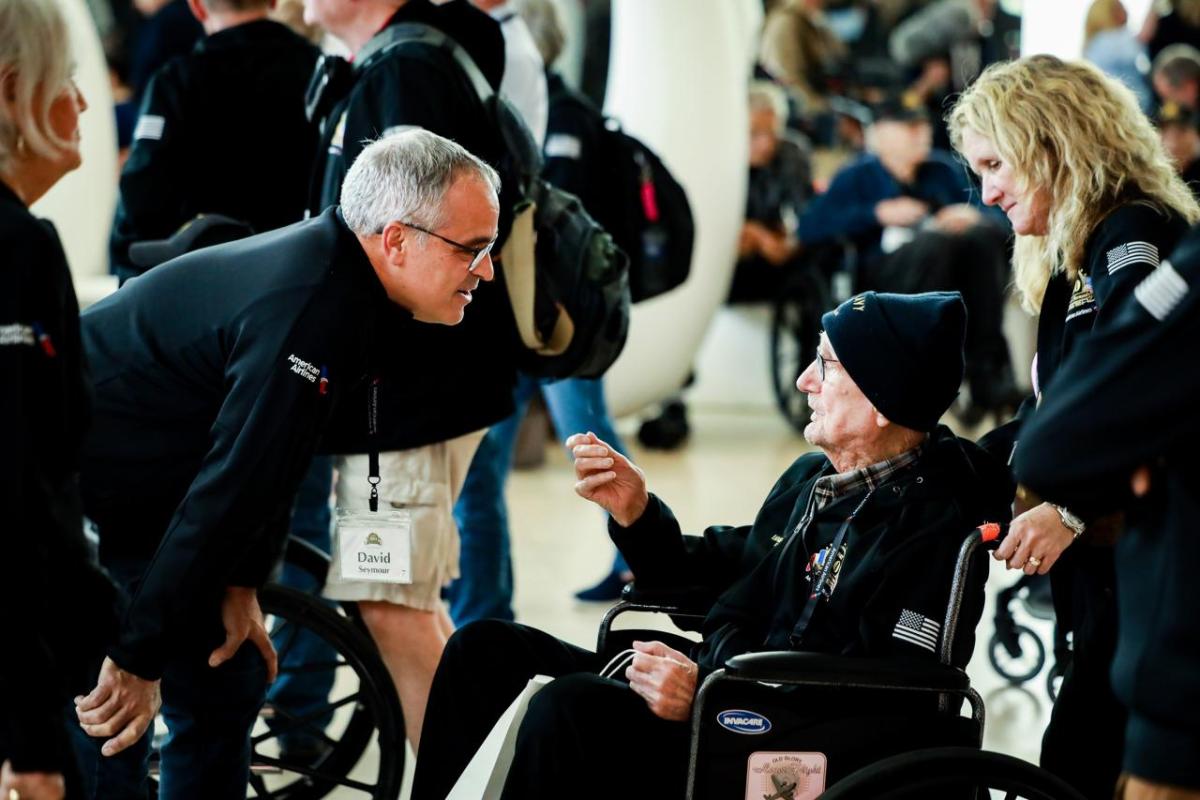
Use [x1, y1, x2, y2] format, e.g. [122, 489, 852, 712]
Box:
[875, 197, 930, 227]
[0, 761, 65, 800]
[75, 657, 161, 757]
[625, 640, 697, 722]
[209, 587, 278, 681]
[932, 203, 982, 234]
[994, 503, 1075, 575]
[566, 432, 649, 527]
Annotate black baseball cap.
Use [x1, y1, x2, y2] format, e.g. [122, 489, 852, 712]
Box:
[869, 90, 930, 125]
[1154, 100, 1199, 129]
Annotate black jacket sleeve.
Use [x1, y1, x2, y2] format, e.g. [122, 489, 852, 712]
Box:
[110, 64, 190, 275]
[110, 294, 333, 679]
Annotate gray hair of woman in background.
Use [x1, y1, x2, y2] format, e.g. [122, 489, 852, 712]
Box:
[0, 0, 76, 171]
[339, 128, 501, 237]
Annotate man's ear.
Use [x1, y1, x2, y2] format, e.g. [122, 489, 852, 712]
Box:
[380, 220, 409, 266]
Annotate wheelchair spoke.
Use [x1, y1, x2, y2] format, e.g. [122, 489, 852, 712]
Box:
[252, 753, 380, 794]
[253, 692, 362, 746]
[248, 772, 276, 799]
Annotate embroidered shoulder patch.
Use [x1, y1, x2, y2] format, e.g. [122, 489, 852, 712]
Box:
[1106, 241, 1159, 275]
[134, 114, 166, 142]
[892, 609, 940, 653]
[1134, 259, 1188, 320]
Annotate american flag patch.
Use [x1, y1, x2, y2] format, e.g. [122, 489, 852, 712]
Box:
[893, 609, 940, 653]
[1106, 241, 1159, 275]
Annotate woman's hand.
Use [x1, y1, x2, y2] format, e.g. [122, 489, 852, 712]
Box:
[994, 503, 1075, 575]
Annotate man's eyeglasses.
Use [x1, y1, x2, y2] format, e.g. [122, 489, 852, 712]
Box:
[393, 220, 496, 273]
[816, 348, 839, 382]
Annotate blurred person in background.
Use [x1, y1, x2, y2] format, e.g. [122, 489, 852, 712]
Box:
[1154, 99, 1200, 192]
[1084, 0, 1154, 113]
[1141, 0, 1200, 62]
[0, 0, 119, 796]
[951, 54, 1200, 799]
[1151, 42, 1200, 105]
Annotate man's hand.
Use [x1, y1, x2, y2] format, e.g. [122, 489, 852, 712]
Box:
[932, 203, 982, 234]
[74, 657, 161, 757]
[739, 222, 767, 258]
[1132, 465, 1152, 497]
[994, 503, 1075, 575]
[209, 587, 278, 682]
[875, 197, 929, 227]
[625, 641, 698, 722]
[567, 432, 649, 527]
[0, 761, 64, 800]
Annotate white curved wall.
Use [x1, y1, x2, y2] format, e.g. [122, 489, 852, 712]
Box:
[602, 0, 762, 417]
[31, 0, 119, 306]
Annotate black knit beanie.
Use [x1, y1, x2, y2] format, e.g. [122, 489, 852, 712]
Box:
[821, 291, 966, 432]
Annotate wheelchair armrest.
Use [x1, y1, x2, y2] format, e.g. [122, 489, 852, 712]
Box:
[620, 582, 716, 615]
[723, 651, 971, 692]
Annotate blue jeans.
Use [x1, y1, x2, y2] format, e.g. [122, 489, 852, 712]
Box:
[70, 557, 269, 799]
[266, 455, 337, 748]
[448, 376, 629, 625]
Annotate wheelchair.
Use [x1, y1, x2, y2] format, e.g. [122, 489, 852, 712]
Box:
[598, 523, 1086, 800]
[769, 241, 859, 433]
[989, 573, 1070, 704]
[149, 536, 406, 799]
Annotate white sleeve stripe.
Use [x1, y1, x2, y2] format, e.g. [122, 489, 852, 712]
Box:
[1134, 260, 1189, 320]
[544, 133, 582, 159]
[133, 114, 166, 142]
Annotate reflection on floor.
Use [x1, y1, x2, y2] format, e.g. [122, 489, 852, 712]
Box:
[346, 407, 1057, 799]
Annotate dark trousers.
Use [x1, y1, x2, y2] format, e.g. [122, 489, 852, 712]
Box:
[1041, 549, 1125, 800]
[874, 225, 1016, 407]
[411, 620, 691, 800]
[70, 555, 269, 799]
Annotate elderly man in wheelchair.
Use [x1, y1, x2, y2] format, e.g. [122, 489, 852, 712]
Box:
[411, 291, 1014, 800]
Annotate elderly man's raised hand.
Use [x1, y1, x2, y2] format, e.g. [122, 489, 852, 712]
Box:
[625, 640, 698, 722]
[566, 432, 649, 527]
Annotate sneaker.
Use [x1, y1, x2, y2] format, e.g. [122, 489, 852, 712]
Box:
[574, 570, 633, 602]
[637, 401, 689, 450]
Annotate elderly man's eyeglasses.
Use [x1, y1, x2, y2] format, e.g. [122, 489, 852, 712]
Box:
[393, 220, 496, 273]
[816, 348, 839, 382]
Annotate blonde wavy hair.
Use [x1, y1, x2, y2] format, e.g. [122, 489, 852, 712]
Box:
[948, 55, 1200, 313]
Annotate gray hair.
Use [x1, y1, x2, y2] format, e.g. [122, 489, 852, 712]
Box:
[1153, 43, 1200, 87]
[0, 0, 74, 172]
[512, 0, 565, 67]
[340, 128, 501, 236]
[748, 80, 788, 135]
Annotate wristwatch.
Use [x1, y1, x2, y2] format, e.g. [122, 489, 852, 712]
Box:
[1052, 504, 1086, 539]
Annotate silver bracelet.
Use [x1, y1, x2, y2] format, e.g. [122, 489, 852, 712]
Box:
[1052, 504, 1086, 539]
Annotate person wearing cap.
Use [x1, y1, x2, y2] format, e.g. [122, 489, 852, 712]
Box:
[1154, 100, 1200, 193]
[71, 129, 500, 795]
[1015, 224, 1200, 800]
[951, 54, 1200, 798]
[794, 90, 1017, 421]
[409, 291, 1014, 800]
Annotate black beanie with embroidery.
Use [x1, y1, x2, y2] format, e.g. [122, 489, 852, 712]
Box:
[821, 291, 966, 432]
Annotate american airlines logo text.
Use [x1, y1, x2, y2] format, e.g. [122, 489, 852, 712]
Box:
[288, 354, 320, 383]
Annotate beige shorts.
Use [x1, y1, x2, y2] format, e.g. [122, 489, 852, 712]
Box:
[323, 430, 485, 610]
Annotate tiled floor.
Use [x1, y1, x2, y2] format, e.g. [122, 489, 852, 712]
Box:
[323, 406, 1057, 798]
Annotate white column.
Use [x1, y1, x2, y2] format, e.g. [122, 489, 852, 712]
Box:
[602, 0, 762, 416]
[33, 0, 119, 306]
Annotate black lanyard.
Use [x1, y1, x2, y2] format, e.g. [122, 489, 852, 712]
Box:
[367, 376, 381, 512]
[789, 488, 875, 648]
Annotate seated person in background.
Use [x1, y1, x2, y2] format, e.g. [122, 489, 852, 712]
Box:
[1155, 100, 1200, 192]
[410, 291, 1013, 800]
[796, 92, 1018, 420]
[730, 80, 815, 303]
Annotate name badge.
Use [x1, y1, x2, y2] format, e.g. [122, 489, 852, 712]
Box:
[336, 508, 412, 583]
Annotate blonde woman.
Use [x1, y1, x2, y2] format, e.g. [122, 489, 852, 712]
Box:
[0, 0, 118, 797]
[950, 54, 1200, 799]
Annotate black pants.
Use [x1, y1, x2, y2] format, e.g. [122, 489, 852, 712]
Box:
[411, 620, 691, 800]
[872, 225, 1016, 407]
[1041, 548, 1125, 800]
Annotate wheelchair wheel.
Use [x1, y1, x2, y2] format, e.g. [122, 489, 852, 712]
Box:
[988, 624, 1046, 685]
[149, 585, 405, 799]
[770, 273, 827, 433]
[1046, 662, 1065, 704]
[818, 746, 1087, 799]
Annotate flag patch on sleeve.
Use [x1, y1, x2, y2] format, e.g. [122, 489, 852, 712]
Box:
[893, 609, 940, 653]
[1106, 241, 1159, 275]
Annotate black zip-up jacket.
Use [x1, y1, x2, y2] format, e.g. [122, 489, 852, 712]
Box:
[0, 182, 119, 775]
[611, 427, 1013, 673]
[81, 208, 397, 680]
[312, 0, 520, 453]
[1016, 224, 1200, 788]
[111, 19, 320, 280]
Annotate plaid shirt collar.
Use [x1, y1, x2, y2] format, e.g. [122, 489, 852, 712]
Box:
[812, 440, 925, 511]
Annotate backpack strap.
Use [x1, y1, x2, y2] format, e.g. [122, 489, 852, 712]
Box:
[355, 22, 495, 106]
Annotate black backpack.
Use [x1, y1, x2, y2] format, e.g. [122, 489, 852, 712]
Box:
[547, 84, 695, 303]
[374, 23, 631, 380]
